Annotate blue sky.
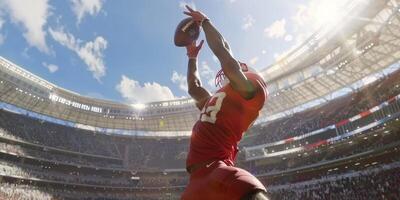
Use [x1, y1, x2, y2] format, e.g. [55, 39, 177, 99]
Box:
[0, 0, 349, 104]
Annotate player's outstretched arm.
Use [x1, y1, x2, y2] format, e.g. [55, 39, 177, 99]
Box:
[184, 6, 255, 99]
[186, 40, 211, 110]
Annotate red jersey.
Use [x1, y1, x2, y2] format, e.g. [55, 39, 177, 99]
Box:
[186, 72, 268, 167]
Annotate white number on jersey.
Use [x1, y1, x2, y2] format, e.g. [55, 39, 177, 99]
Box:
[200, 92, 226, 124]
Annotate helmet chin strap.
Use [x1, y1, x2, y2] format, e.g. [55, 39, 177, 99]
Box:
[221, 77, 230, 87]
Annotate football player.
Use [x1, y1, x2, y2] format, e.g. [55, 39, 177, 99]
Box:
[182, 5, 269, 200]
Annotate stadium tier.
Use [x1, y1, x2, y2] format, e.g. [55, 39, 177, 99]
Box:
[1, 0, 400, 199]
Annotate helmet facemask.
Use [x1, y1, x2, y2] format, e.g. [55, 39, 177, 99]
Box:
[215, 61, 253, 88]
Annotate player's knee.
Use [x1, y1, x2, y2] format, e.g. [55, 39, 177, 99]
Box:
[240, 190, 269, 200]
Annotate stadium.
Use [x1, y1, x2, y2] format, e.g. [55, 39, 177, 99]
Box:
[1, 0, 400, 199]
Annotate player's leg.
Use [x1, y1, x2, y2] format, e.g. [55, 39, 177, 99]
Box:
[207, 162, 267, 199]
[240, 189, 269, 200]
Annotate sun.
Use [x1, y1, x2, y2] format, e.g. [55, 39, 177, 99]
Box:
[309, 0, 351, 28]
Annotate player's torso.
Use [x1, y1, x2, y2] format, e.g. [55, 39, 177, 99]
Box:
[187, 73, 267, 167]
[197, 85, 260, 141]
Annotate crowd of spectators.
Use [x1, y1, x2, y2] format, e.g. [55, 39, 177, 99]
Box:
[126, 138, 188, 170]
[0, 183, 180, 200]
[242, 128, 400, 175]
[267, 163, 400, 199]
[135, 175, 187, 188]
[0, 183, 53, 200]
[241, 69, 400, 146]
[0, 110, 121, 158]
[0, 109, 189, 170]
[0, 142, 124, 169]
[0, 160, 138, 187]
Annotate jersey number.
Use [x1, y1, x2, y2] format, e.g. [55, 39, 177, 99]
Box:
[200, 92, 226, 124]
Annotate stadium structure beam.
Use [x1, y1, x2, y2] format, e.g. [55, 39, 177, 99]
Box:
[268, 97, 282, 114]
[331, 72, 354, 91]
[297, 86, 313, 100]
[278, 94, 291, 108]
[359, 55, 379, 74]
[316, 78, 334, 94]
[384, 22, 400, 36]
[379, 38, 400, 54]
[339, 66, 363, 79]
[281, 93, 297, 108]
[335, 68, 355, 81]
[0, 86, 14, 97]
[369, 46, 396, 62]
[376, 47, 398, 62]
[273, 97, 286, 113]
[325, 74, 346, 89]
[302, 83, 321, 99]
[291, 86, 308, 100]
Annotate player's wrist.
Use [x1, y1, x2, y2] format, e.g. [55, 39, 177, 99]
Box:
[188, 57, 197, 61]
[201, 18, 210, 26]
[193, 12, 209, 27]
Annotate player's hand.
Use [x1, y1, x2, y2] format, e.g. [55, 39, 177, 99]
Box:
[186, 40, 204, 59]
[184, 5, 208, 26]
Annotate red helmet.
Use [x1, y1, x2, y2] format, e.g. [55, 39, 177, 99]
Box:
[215, 61, 255, 88]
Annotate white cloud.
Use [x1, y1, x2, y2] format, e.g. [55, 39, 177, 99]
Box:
[200, 61, 213, 76]
[71, 0, 104, 24]
[284, 34, 293, 42]
[116, 75, 175, 103]
[264, 19, 286, 39]
[249, 56, 259, 65]
[242, 15, 255, 31]
[200, 61, 215, 87]
[78, 37, 107, 81]
[292, 5, 309, 29]
[48, 28, 76, 49]
[1, 0, 51, 53]
[171, 71, 187, 91]
[49, 27, 107, 81]
[42, 62, 59, 73]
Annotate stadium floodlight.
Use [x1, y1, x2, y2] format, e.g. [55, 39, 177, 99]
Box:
[132, 103, 146, 110]
[308, 0, 350, 29]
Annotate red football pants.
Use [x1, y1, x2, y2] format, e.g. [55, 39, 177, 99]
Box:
[181, 161, 266, 200]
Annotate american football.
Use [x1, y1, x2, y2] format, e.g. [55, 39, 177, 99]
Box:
[174, 17, 200, 47]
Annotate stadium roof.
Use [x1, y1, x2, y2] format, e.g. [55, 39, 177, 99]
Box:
[258, 0, 400, 116]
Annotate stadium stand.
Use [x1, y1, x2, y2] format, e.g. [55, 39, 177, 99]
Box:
[241, 68, 400, 146]
[267, 162, 400, 200]
[0, 109, 189, 170]
[0, 68, 399, 199]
